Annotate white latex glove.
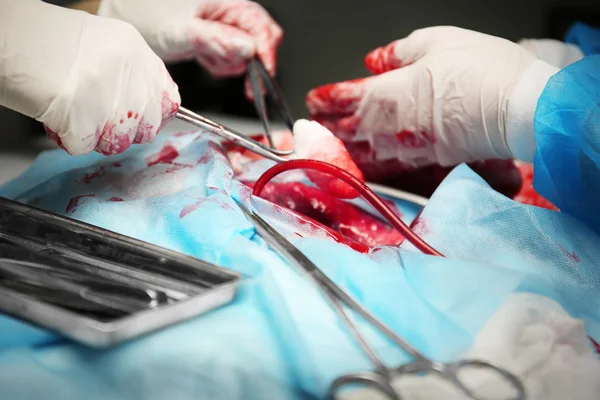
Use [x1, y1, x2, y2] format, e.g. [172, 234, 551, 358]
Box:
[0, 0, 180, 156]
[342, 293, 600, 400]
[306, 26, 559, 170]
[519, 38, 584, 69]
[98, 0, 283, 96]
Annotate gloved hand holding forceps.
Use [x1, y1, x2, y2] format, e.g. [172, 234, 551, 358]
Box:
[0, 0, 283, 156]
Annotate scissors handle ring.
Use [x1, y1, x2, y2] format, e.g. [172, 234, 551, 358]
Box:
[329, 371, 402, 400]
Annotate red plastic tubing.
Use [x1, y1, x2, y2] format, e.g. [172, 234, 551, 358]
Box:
[252, 159, 444, 257]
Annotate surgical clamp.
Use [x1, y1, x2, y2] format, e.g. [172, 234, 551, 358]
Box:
[176, 57, 432, 207]
[233, 199, 526, 400]
[175, 56, 294, 163]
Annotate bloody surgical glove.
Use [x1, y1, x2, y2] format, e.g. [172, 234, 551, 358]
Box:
[306, 26, 558, 173]
[0, 0, 180, 156]
[98, 0, 283, 96]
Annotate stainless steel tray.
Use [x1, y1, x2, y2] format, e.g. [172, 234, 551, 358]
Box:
[0, 197, 241, 348]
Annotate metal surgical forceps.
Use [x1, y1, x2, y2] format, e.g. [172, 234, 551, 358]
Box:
[175, 56, 293, 163]
[233, 199, 526, 400]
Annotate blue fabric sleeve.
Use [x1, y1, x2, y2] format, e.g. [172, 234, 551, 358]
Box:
[565, 22, 600, 56]
[533, 55, 600, 234]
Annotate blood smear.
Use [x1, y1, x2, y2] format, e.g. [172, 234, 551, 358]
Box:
[145, 143, 179, 166]
[65, 195, 95, 214]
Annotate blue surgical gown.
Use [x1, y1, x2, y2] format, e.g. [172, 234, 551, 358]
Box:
[533, 27, 600, 234]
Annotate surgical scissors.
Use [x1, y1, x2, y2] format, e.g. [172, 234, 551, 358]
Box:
[175, 56, 294, 163]
[233, 199, 526, 400]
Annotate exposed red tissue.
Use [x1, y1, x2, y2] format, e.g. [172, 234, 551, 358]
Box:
[246, 181, 403, 248]
[513, 162, 558, 211]
[362, 158, 556, 210]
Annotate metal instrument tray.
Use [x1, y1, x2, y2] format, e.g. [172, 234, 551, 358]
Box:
[0, 197, 241, 348]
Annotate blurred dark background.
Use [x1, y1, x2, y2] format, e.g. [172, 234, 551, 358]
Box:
[1, 0, 599, 151]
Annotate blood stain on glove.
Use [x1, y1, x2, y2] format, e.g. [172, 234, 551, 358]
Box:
[293, 120, 365, 199]
[161, 91, 180, 121]
[46, 106, 171, 156]
[132, 117, 158, 145]
[97, 122, 135, 156]
[310, 114, 362, 142]
[65, 194, 95, 214]
[305, 79, 366, 116]
[191, 0, 283, 81]
[250, 181, 403, 248]
[395, 130, 436, 148]
[341, 142, 411, 180]
[43, 125, 67, 151]
[108, 197, 124, 202]
[125, 110, 139, 120]
[364, 41, 403, 74]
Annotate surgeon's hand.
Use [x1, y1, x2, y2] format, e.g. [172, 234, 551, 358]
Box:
[306, 27, 558, 174]
[98, 0, 283, 96]
[0, 0, 180, 156]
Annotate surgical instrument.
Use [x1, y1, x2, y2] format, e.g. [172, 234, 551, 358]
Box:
[177, 57, 431, 208]
[0, 196, 242, 347]
[176, 56, 294, 163]
[247, 55, 295, 148]
[0, 258, 161, 316]
[233, 198, 526, 400]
